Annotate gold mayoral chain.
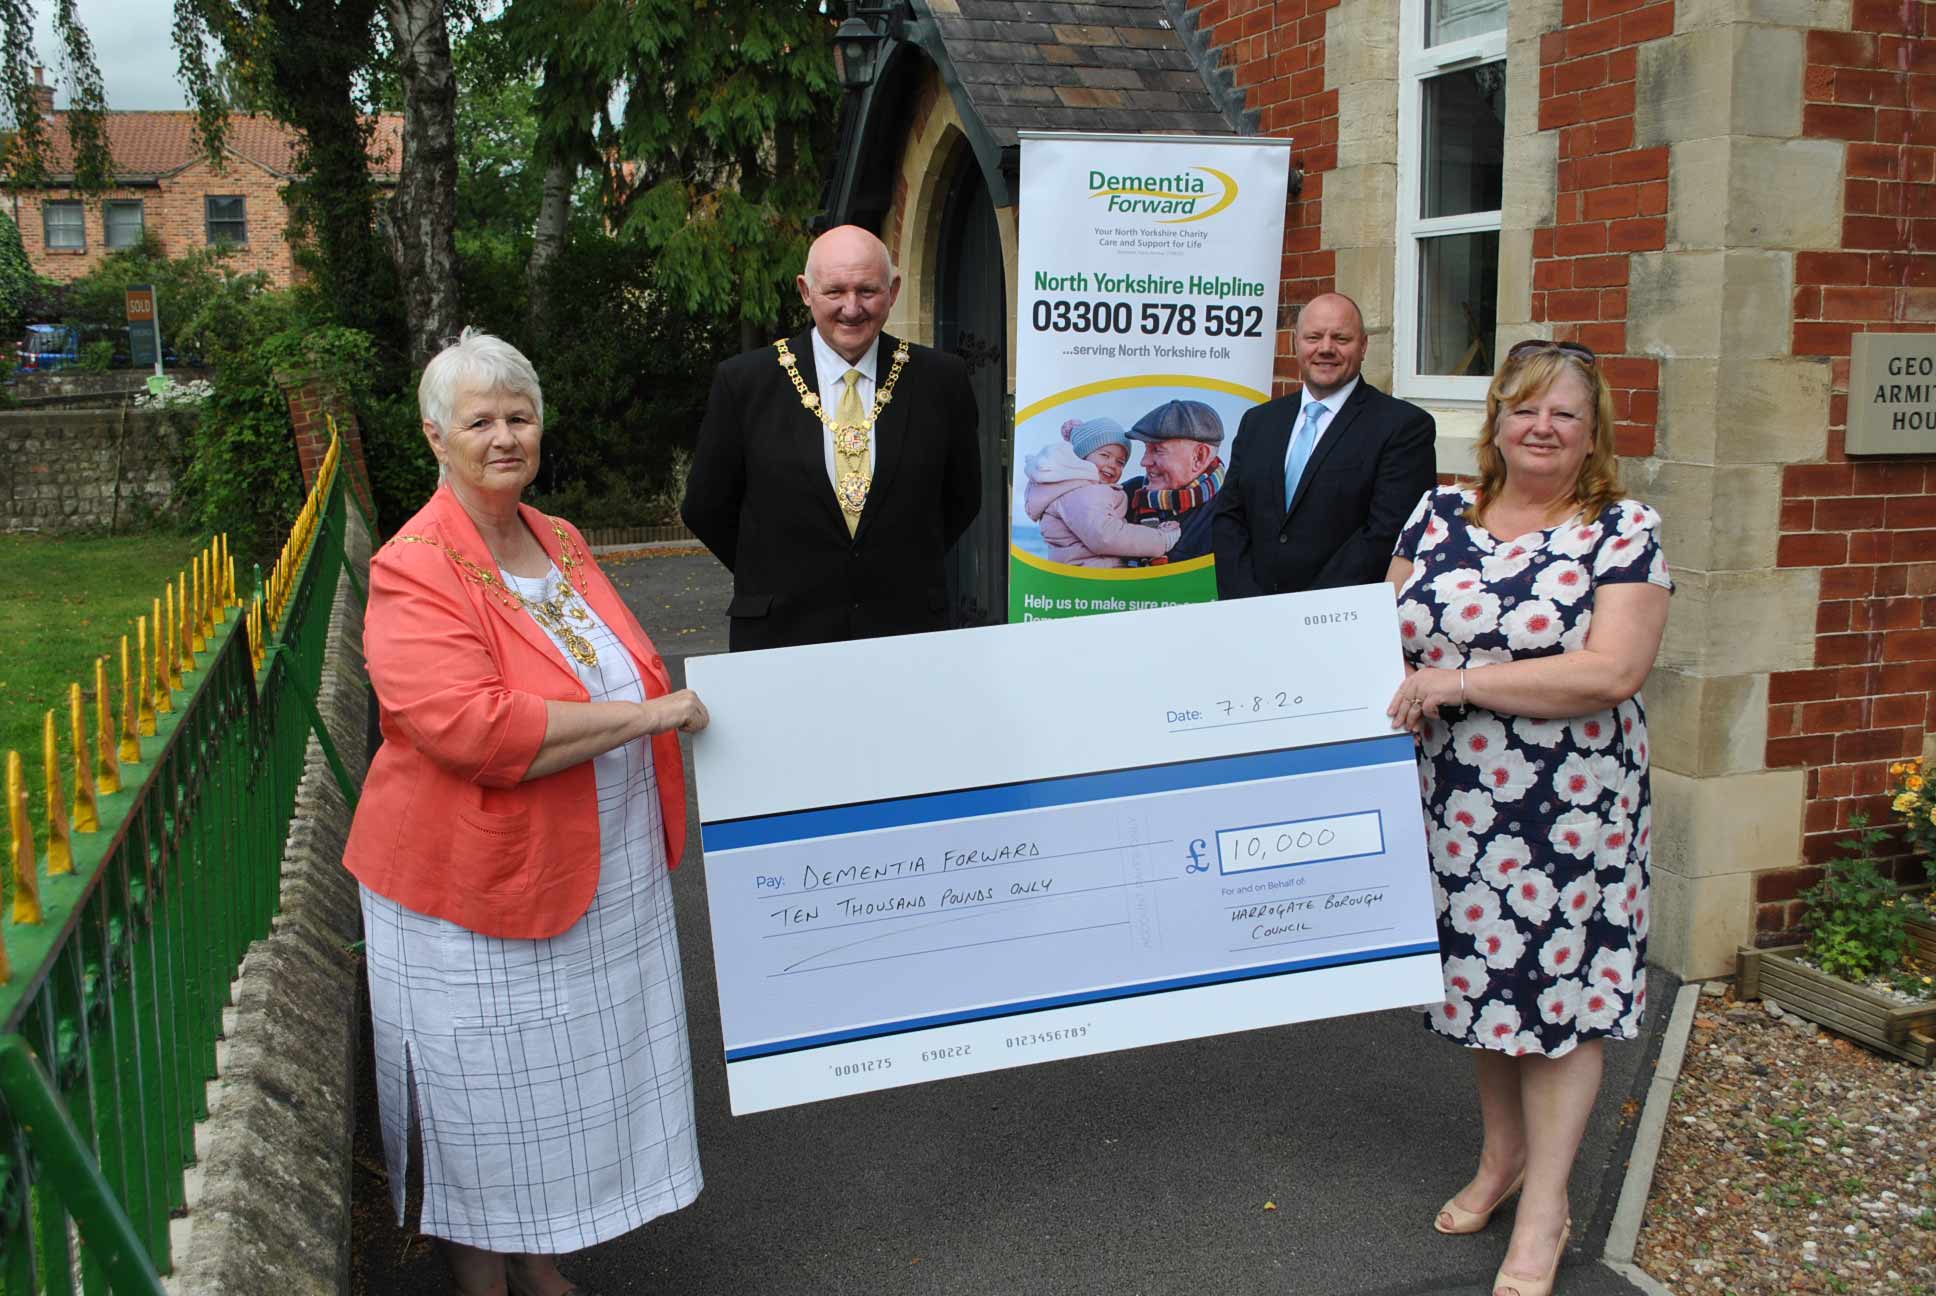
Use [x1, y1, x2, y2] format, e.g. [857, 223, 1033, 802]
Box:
[775, 337, 911, 518]
[391, 518, 601, 666]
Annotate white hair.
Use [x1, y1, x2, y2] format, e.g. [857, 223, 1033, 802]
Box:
[419, 327, 544, 433]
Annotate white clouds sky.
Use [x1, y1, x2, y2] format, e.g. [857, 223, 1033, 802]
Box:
[30, 0, 192, 112]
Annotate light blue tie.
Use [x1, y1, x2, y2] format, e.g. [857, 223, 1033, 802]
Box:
[1284, 400, 1326, 508]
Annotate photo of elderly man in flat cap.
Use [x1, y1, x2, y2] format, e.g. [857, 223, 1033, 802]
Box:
[1119, 398, 1226, 564]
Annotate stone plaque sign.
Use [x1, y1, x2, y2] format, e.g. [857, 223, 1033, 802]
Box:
[1847, 332, 1936, 455]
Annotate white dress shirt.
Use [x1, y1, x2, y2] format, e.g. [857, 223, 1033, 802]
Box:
[1284, 374, 1361, 479]
[809, 328, 880, 492]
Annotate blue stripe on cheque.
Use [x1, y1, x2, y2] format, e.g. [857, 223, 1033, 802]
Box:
[724, 939, 1440, 1061]
[701, 733, 1417, 852]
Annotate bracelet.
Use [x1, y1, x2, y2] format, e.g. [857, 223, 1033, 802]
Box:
[1459, 667, 1467, 708]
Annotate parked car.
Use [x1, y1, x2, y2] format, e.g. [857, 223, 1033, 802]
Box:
[15, 324, 80, 372]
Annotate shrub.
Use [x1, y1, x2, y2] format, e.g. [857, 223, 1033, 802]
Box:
[61, 235, 260, 364]
[1801, 815, 1909, 984]
[0, 211, 33, 336]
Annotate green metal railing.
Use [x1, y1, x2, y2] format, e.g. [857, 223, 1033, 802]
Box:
[0, 432, 359, 1293]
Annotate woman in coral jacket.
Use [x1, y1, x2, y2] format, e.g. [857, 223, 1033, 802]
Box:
[346, 329, 708, 1296]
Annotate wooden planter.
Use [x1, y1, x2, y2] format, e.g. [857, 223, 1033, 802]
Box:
[1910, 911, 1936, 966]
[1737, 945, 1936, 1067]
[1904, 884, 1936, 966]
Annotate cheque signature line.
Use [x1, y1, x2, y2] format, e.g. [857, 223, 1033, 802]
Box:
[1168, 705, 1366, 734]
[766, 876, 1174, 940]
[1222, 885, 1388, 910]
[770, 839, 1176, 900]
[774, 921, 1130, 977]
[1232, 923, 1397, 954]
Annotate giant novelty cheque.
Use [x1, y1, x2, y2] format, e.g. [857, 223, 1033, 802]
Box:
[687, 588, 1441, 1114]
[1009, 131, 1291, 621]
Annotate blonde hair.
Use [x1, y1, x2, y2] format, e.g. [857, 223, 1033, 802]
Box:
[1466, 347, 1621, 527]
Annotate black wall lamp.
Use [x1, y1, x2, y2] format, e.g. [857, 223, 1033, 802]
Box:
[834, 0, 906, 93]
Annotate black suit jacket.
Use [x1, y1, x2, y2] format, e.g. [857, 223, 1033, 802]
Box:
[681, 330, 981, 651]
[1212, 379, 1436, 597]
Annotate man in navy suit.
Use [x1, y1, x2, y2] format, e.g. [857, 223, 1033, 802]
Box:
[1212, 293, 1436, 597]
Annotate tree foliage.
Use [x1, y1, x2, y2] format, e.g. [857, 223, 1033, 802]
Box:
[0, 208, 32, 334]
[0, 0, 112, 191]
[497, 0, 838, 337]
[171, 0, 404, 345]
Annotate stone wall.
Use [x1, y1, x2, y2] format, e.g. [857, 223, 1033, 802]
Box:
[169, 509, 371, 1295]
[1753, 0, 1936, 942]
[9, 369, 212, 406]
[0, 408, 182, 531]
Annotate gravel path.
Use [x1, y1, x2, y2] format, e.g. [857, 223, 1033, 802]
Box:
[1634, 988, 1936, 1294]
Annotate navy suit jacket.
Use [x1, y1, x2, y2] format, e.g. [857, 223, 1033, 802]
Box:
[1212, 379, 1436, 597]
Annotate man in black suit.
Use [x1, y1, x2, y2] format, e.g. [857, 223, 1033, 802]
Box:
[1213, 293, 1436, 597]
[681, 225, 981, 651]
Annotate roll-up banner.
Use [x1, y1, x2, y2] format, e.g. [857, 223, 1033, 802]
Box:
[1010, 131, 1292, 623]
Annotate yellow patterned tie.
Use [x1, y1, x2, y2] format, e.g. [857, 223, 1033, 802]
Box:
[833, 368, 872, 536]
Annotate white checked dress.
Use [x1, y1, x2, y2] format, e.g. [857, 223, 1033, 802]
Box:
[360, 564, 702, 1252]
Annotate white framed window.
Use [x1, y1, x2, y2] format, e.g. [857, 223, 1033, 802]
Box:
[43, 200, 85, 250]
[1394, 0, 1508, 403]
[105, 200, 145, 249]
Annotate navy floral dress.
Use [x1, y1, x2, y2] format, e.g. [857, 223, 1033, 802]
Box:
[1394, 487, 1672, 1057]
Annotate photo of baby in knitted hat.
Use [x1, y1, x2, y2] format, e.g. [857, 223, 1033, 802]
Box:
[1021, 416, 1181, 568]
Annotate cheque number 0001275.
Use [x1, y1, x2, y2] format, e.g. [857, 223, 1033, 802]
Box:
[1031, 300, 1266, 338]
[1219, 693, 1304, 716]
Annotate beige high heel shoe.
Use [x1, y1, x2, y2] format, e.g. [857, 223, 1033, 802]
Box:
[1492, 1218, 1571, 1296]
[1434, 1168, 1526, 1234]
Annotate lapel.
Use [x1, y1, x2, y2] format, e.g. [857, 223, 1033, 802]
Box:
[787, 330, 853, 535]
[1258, 393, 1299, 522]
[1284, 380, 1373, 525]
[431, 487, 578, 686]
[429, 489, 663, 696]
[856, 331, 908, 542]
[520, 501, 664, 693]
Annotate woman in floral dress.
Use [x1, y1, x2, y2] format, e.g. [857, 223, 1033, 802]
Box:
[1383, 341, 1673, 1296]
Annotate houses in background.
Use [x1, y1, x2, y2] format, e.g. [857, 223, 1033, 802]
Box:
[6, 69, 401, 288]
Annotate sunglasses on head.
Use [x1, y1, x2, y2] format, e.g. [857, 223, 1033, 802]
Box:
[1506, 339, 1597, 366]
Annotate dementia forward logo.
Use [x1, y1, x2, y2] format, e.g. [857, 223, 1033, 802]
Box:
[1088, 166, 1238, 224]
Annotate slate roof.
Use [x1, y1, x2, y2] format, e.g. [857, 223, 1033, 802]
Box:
[29, 111, 404, 183]
[923, 0, 1237, 143]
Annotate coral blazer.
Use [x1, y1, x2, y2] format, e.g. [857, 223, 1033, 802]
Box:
[344, 486, 687, 939]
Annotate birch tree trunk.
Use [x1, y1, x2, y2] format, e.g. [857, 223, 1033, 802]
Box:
[526, 156, 574, 323]
[383, 0, 461, 370]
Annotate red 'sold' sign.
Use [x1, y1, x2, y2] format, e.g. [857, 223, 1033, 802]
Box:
[125, 286, 155, 324]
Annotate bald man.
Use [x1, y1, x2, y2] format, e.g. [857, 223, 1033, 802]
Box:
[681, 225, 981, 650]
[1213, 293, 1436, 597]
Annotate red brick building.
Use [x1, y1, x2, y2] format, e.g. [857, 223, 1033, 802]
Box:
[825, 0, 1935, 978]
[7, 73, 402, 289]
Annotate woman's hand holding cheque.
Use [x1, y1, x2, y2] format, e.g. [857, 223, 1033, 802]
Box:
[647, 688, 710, 735]
[1386, 664, 1461, 734]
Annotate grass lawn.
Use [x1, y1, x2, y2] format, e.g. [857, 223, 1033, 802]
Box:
[0, 532, 214, 771]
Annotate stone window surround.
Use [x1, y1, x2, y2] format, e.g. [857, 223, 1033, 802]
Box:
[1392, 2, 1509, 408]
